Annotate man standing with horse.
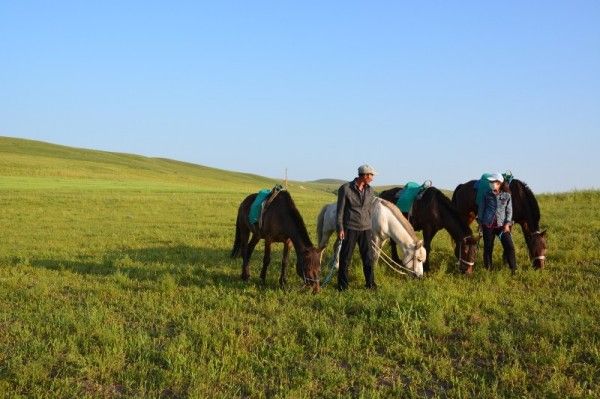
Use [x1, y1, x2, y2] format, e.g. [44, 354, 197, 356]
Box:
[336, 164, 377, 290]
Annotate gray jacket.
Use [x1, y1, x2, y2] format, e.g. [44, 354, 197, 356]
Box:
[478, 190, 513, 227]
[336, 179, 374, 231]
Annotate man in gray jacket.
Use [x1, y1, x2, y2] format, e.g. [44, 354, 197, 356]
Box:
[336, 164, 377, 290]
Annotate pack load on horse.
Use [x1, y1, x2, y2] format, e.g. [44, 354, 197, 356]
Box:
[452, 172, 547, 269]
[231, 185, 323, 292]
[380, 181, 480, 273]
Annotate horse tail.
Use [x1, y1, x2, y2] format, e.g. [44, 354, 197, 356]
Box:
[231, 217, 242, 258]
[316, 205, 328, 246]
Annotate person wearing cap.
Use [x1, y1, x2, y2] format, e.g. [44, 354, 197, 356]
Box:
[477, 173, 517, 272]
[336, 164, 377, 290]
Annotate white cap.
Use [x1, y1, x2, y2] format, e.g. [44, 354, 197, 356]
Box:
[358, 164, 377, 175]
[487, 173, 504, 183]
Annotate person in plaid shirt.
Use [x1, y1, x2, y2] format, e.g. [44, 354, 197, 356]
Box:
[477, 173, 517, 272]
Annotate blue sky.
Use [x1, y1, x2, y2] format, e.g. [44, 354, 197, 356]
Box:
[1, 1, 599, 192]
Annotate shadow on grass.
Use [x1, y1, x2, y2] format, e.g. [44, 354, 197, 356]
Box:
[29, 245, 240, 289]
[29, 245, 304, 291]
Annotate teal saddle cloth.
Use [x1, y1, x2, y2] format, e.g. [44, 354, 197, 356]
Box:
[396, 181, 426, 213]
[248, 189, 272, 225]
[475, 173, 493, 209]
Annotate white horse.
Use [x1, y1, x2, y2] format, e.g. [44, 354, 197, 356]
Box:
[316, 198, 426, 277]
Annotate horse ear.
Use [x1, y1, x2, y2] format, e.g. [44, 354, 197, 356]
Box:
[540, 229, 547, 237]
[416, 240, 423, 248]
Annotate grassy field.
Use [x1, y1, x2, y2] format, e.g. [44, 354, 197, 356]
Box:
[1, 137, 599, 398]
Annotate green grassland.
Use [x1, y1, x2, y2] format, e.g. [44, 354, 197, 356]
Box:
[0, 137, 598, 398]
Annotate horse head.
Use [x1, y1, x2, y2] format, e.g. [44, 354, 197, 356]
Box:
[455, 233, 482, 274]
[527, 229, 547, 269]
[297, 246, 324, 293]
[405, 240, 426, 278]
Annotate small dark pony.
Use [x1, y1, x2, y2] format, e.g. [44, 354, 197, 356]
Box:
[452, 178, 547, 269]
[231, 190, 323, 292]
[379, 186, 481, 273]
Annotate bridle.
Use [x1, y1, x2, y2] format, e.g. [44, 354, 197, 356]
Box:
[527, 230, 546, 266]
[458, 238, 477, 268]
[402, 246, 420, 272]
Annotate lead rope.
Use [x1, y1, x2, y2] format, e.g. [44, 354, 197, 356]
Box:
[371, 241, 420, 277]
[320, 239, 342, 287]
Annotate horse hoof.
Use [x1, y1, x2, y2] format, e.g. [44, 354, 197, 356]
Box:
[241, 273, 250, 281]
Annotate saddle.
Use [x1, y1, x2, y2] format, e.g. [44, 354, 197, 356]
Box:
[395, 180, 432, 215]
[248, 184, 285, 230]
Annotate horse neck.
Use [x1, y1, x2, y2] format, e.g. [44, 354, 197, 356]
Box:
[512, 180, 541, 231]
[425, 189, 471, 241]
[284, 214, 313, 252]
[439, 203, 472, 241]
[382, 207, 417, 250]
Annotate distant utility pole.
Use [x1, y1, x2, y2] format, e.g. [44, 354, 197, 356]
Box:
[284, 168, 288, 189]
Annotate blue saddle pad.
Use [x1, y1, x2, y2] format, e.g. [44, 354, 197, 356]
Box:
[396, 182, 423, 213]
[248, 189, 271, 225]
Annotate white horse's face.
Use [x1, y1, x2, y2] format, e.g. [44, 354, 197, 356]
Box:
[405, 241, 426, 277]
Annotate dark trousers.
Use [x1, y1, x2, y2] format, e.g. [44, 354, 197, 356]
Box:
[338, 229, 375, 290]
[482, 226, 517, 271]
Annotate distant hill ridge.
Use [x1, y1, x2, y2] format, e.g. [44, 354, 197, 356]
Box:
[0, 136, 339, 194]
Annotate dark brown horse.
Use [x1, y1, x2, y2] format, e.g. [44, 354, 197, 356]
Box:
[379, 186, 481, 273]
[451, 178, 547, 269]
[231, 190, 323, 292]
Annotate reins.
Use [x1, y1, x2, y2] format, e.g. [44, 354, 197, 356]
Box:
[319, 239, 343, 287]
[370, 240, 421, 277]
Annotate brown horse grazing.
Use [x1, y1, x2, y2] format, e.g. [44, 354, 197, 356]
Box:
[380, 186, 481, 273]
[231, 190, 323, 292]
[451, 178, 547, 269]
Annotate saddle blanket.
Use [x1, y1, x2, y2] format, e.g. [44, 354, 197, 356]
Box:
[396, 181, 424, 213]
[248, 189, 272, 225]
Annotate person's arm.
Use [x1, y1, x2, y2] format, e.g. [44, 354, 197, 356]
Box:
[503, 194, 513, 232]
[336, 185, 346, 240]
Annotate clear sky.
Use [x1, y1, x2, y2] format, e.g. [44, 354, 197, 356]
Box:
[2, 1, 599, 193]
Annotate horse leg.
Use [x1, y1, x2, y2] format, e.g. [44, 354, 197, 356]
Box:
[422, 229, 434, 272]
[259, 239, 271, 285]
[371, 236, 381, 267]
[279, 240, 291, 288]
[242, 233, 260, 281]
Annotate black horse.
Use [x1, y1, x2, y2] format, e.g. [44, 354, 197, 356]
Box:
[379, 186, 481, 273]
[231, 189, 323, 292]
[451, 178, 547, 269]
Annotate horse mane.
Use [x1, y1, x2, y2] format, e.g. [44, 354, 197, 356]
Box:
[514, 179, 541, 227]
[378, 198, 418, 241]
[277, 190, 314, 247]
[428, 188, 472, 236]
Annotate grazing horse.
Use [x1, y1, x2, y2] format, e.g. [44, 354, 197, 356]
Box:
[452, 178, 547, 269]
[316, 198, 426, 277]
[379, 186, 481, 274]
[231, 190, 323, 292]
